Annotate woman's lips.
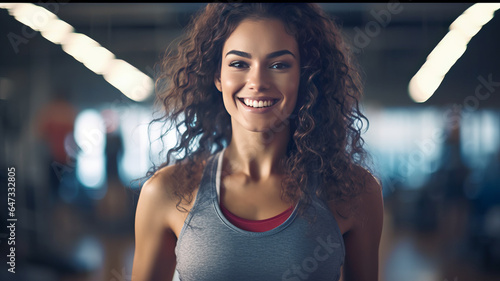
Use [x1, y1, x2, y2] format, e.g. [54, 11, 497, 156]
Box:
[238, 97, 279, 108]
[237, 97, 280, 113]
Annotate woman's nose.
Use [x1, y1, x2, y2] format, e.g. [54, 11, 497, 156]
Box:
[247, 65, 270, 92]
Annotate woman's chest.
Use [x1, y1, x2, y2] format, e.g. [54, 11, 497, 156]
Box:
[175, 204, 345, 281]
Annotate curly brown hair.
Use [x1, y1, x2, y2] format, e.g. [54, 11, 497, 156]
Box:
[146, 3, 371, 214]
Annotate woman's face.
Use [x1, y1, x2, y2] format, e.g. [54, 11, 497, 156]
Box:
[215, 18, 300, 134]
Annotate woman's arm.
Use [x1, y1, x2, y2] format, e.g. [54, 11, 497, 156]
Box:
[341, 170, 384, 281]
[132, 171, 178, 281]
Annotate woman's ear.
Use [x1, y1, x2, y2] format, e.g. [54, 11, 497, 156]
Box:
[214, 74, 222, 92]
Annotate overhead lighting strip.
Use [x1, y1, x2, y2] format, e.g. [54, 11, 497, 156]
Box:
[0, 3, 153, 102]
[408, 3, 500, 103]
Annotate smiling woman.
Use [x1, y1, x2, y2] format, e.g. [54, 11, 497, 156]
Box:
[215, 18, 300, 134]
[133, 3, 383, 281]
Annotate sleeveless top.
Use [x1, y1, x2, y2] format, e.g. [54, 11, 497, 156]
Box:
[219, 179, 295, 232]
[175, 149, 345, 281]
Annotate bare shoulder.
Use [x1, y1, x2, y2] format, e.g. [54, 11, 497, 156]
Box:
[328, 165, 384, 234]
[143, 165, 184, 195]
[141, 165, 179, 205]
[135, 165, 182, 231]
[133, 163, 195, 281]
[330, 166, 384, 280]
[140, 163, 199, 212]
[353, 165, 383, 205]
[136, 162, 204, 240]
[351, 166, 384, 228]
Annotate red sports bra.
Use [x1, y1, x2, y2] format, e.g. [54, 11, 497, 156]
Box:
[219, 191, 294, 232]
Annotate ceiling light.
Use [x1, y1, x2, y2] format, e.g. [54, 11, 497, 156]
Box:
[409, 3, 500, 103]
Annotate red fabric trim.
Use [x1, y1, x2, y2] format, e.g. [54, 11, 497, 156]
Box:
[220, 201, 294, 232]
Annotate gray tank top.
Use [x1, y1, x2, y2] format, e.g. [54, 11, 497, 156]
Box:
[175, 149, 345, 281]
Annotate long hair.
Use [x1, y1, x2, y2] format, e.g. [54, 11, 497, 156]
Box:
[146, 3, 371, 214]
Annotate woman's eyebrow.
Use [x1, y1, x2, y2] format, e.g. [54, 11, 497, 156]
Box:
[225, 50, 251, 58]
[266, 50, 295, 59]
[225, 49, 296, 59]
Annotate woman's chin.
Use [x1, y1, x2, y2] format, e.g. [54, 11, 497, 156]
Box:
[236, 123, 288, 140]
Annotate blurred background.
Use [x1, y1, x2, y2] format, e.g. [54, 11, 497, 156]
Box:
[0, 3, 499, 281]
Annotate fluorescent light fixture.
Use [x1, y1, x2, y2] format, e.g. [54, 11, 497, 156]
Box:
[8, 3, 56, 32]
[103, 59, 154, 102]
[40, 19, 74, 44]
[61, 33, 100, 62]
[409, 3, 500, 103]
[61, 33, 116, 74]
[0, 3, 16, 9]
[0, 3, 154, 102]
[82, 46, 116, 75]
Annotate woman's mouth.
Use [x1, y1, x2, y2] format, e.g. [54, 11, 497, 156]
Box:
[238, 98, 279, 108]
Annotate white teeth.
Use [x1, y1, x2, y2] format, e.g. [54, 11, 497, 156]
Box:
[242, 98, 276, 108]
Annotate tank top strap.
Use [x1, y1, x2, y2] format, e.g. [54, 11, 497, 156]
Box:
[194, 150, 328, 219]
[190, 149, 224, 212]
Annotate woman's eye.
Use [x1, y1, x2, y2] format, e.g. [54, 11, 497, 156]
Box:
[229, 61, 248, 68]
[270, 62, 290, 69]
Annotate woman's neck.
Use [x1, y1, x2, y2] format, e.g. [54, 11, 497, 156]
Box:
[225, 123, 291, 180]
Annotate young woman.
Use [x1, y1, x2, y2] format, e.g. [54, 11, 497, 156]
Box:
[133, 3, 383, 281]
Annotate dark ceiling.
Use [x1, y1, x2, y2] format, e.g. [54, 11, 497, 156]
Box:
[1, 3, 499, 109]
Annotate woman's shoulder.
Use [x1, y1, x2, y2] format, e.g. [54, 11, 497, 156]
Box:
[140, 162, 204, 210]
[138, 165, 183, 212]
[327, 165, 383, 234]
[351, 165, 383, 202]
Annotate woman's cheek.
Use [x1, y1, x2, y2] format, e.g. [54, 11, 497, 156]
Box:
[223, 73, 243, 93]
